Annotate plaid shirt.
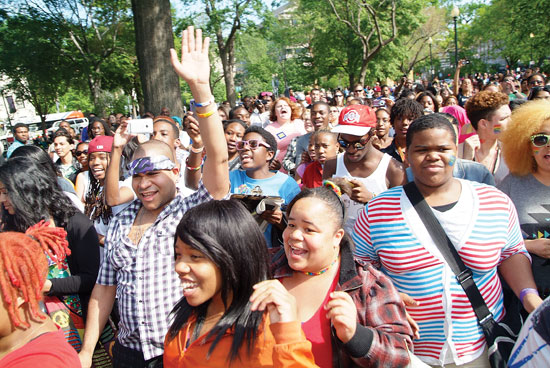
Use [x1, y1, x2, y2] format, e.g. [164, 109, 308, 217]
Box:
[271, 246, 414, 367]
[97, 182, 214, 360]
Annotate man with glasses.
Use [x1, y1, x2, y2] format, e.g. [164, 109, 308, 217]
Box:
[352, 83, 365, 99]
[323, 105, 406, 233]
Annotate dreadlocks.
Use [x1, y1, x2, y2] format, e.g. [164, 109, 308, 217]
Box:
[84, 171, 112, 224]
[0, 221, 70, 328]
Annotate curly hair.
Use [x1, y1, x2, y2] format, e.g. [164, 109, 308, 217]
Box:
[84, 170, 112, 224]
[500, 100, 550, 176]
[268, 97, 302, 122]
[390, 98, 424, 125]
[0, 158, 78, 232]
[465, 91, 509, 130]
[0, 222, 70, 328]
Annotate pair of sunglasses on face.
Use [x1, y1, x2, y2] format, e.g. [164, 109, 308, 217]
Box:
[531, 134, 550, 147]
[338, 136, 370, 150]
[75, 150, 88, 156]
[236, 139, 271, 151]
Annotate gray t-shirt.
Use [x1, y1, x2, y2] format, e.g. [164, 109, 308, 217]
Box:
[499, 173, 550, 296]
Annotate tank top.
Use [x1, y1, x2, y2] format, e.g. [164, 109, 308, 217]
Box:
[334, 152, 391, 234]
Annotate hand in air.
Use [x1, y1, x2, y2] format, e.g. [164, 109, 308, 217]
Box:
[185, 112, 203, 147]
[250, 280, 299, 324]
[170, 26, 210, 87]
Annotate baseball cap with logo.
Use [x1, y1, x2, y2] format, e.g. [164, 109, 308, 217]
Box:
[331, 105, 376, 136]
[88, 135, 114, 154]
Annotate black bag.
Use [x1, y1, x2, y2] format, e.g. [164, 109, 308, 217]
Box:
[403, 182, 523, 368]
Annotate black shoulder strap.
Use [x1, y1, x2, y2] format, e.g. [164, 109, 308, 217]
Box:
[403, 181, 495, 329]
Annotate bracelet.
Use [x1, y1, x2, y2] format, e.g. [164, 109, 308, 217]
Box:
[194, 97, 215, 107]
[190, 145, 204, 154]
[185, 157, 202, 171]
[520, 288, 539, 304]
[197, 109, 215, 118]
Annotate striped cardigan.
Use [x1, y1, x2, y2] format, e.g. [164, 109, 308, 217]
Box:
[352, 180, 529, 366]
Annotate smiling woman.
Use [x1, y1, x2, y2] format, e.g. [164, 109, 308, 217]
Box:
[164, 200, 317, 367]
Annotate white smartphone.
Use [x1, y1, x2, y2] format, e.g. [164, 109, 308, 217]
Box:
[128, 118, 153, 135]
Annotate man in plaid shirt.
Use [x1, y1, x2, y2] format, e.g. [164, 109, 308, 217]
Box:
[79, 27, 229, 367]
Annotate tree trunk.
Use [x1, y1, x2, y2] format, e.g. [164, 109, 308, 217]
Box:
[218, 41, 236, 106]
[131, 0, 184, 117]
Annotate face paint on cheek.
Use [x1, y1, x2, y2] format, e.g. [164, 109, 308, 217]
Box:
[493, 124, 502, 134]
[448, 155, 456, 166]
[534, 148, 541, 155]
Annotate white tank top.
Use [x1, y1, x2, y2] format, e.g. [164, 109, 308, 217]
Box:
[334, 152, 392, 234]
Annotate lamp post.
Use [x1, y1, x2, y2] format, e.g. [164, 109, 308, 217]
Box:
[451, 6, 460, 68]
[530, 33, 535, 66]
[428, 37, 433, 79]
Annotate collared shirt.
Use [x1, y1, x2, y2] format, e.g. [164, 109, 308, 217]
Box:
[97, 182, 213, 360]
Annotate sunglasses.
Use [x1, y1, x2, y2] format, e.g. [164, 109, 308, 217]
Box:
[338, 137, 369, 150]
[530, 134, 550, 147]
[354, 90, 363, 93]
[236, 139, 271, 151]
[75, 150, 88, 156]
[335, 94, 344, 97]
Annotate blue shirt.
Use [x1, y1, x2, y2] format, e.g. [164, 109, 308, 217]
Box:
[6, 140, 25, 158]
[229, 170, 300, 247]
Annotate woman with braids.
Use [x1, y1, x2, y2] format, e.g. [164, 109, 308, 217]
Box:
[164, 200, 317, 367]
[0, 158, 100, 327]
[0, 222, 80, 367]
[81, 135, 135, 244]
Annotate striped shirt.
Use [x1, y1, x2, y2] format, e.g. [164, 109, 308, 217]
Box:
[352, 180, 529, 366]
[97, 182, 213, 360]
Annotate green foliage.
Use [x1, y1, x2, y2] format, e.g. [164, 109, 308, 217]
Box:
[0, 13, 70, 127]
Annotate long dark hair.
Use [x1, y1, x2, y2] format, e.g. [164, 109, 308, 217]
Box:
[0, 158, 78, 232]
[167, 200, 270, 362]
[84, 169, 112, 224]
[87, 118, 113, 140]
[9, 145, 62, 177]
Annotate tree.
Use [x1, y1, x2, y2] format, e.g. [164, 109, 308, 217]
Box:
[0, 13, 70, 134]
[12, 0, 134, 114]
[181, 0, 264, 106]
[317, 0, 427, 85]
[131, 0, 183, 116]
[397, 7, 447, 75]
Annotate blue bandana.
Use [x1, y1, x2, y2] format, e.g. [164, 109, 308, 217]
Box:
[129, 155, 176, 176]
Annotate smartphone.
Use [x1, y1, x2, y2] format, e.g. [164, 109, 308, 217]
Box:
[128, 118, 153, 135]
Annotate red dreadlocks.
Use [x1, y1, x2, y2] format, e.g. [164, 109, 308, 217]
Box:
[0, 221, 70, 328]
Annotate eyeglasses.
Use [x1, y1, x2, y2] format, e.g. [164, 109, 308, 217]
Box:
[75, 150, 88, 156]
[529, 80, 544, 86]
[530, 134, 550, 147]
[335, 94, 344, 98]
[338, 137, 369, 150]
[354, 90, 363, 93]
[236, 139, 271, 151]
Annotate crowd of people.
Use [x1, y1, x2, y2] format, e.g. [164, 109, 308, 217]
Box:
[1, 26, 550, 368]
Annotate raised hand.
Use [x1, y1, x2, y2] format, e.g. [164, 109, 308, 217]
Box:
[170, 26, 211, 88]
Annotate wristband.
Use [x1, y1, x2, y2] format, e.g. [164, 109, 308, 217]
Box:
[197, 109, 215, 118]
[190, 145, 204, 154]
[520, 288, 539, 304]
[185, 157, 202, 171]
[194, 97, 215, 107]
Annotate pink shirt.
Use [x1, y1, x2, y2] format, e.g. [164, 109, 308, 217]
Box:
[265, 119, 306, 170]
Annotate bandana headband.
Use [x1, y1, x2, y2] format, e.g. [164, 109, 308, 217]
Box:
[129, 155, 176, 176]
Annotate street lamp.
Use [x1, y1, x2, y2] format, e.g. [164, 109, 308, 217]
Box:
[428, 37, 433, 79]
[530, 33, 535, 66]
[451, 6, 460, 67]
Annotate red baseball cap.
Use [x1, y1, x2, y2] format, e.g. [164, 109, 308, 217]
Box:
[332, 105, 376, 136]
[88, 135, 113, 154]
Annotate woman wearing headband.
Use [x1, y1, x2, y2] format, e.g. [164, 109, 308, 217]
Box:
[499, 100, 550, 300]
[268, 187, 413, 367]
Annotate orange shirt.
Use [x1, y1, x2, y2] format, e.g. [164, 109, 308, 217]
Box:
[164, 315, 318, 367]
